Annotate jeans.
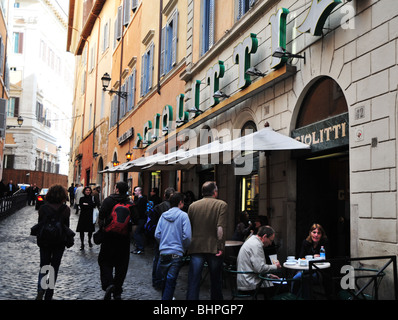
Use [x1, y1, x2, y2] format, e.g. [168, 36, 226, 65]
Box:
[38, 246, 65, 300]
[152, 242, 162, 288]
[159, 254, 183, 300]
[186, 253, 224, 300]
[133, 219, 146, 250]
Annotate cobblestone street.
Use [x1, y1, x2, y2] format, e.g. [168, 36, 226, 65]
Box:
[0, 204, 219, 300]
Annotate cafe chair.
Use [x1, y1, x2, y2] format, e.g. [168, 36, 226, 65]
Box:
[223, 265, 263, 300]
[337, 267, 386, 300]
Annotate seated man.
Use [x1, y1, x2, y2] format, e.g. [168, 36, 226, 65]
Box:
[237, 225, 281, 298]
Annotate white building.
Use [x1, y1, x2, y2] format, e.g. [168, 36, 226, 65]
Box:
[6, 0, 74, 176]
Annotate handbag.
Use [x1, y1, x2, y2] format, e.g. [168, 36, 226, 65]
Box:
[93, 207, 99, 224]
[93, 228, 105, 245]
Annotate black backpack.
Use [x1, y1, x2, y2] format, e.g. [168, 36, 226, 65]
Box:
[34, 204, 69, 247]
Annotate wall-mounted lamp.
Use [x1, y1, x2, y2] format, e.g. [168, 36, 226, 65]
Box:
[125, 151, 132, 161]
[245, 67, 267, 77]
[101, 73, 128, 99]
[187, 108, 203, 115]
[213, 90, 230, 99]
[112, 160, 120, 167]
[272, 47, 306, 64]
[6, 115, 24, 129]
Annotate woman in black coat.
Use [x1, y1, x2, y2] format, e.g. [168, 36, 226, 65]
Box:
[76, 186, 97, 250]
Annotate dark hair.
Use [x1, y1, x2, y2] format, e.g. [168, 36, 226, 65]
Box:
[45, 184, 68, 204]
[169, 192, 185, 208]
[116, 181, 129, 195]
[257, 225, 275, 238]
[83, 186, 92, 194]
[164, 187, 175, 200]
[202, 181, 217, 197]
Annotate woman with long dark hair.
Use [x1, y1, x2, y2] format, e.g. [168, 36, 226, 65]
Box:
[35, 184, 70, 300]
[76, 186, 98, 250]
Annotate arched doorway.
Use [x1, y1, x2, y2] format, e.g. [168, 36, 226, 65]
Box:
[292, 77, 350, 259]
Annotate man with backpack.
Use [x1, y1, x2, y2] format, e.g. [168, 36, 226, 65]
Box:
[97, 181, 137, 300]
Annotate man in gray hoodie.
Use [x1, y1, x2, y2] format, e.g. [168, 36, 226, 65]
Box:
[154, 192, 191, 300]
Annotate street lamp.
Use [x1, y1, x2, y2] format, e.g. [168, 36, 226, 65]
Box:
[6, 115, 24, 129]
[101, 72, 128, 99]
[125, 151, 132, 161]
[112, 160, 120, 167]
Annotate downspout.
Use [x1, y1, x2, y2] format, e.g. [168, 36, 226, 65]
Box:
[116, 24, 125, 138]
[91, 13, 101, 157]
[157, 0, 163, 94]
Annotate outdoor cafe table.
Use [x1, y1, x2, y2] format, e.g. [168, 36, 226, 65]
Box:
[283, 260, 331, 271]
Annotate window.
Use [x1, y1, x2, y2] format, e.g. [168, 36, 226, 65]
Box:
[140, 43, 154, 97]
[102, 20, 110, 52]
[131, 0, 138, 12]
[237, 0, 256, 20]
[3, 155, 14, 169]
[13, 32, 23, 54]
[201, 0, 215, 56]
[114, 6, 122, 47]
[160, 10, 178, 76]
[90, 44, 95, 71]
[7, 97, 19, 117]
[0, 98, 6, 137]
[127, 69, 136, 111]
[123, 0, 130, 26]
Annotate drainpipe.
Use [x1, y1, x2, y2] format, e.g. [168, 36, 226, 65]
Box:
[157, 0, 163, 94]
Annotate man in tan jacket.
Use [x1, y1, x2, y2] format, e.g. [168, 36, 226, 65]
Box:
[186, 181, 227, 300]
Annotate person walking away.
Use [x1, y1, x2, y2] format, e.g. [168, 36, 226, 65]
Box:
[186, 181, 227, 300]
[237, 225, 281, 299]
[151, 187, 175, 290]
[98, 181, 138, 300]
[76, 186, 98, 250]
[68, 183, 75, 206]
[154, 192, 191, 300]
[74, 184, 84, 214]
[132, 186, 147, 254]
[35, 185, 71, 300]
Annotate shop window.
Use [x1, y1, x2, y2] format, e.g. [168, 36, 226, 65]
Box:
[151, 171, 161, 191]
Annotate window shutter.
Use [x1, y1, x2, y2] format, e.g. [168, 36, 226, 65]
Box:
[132, 69, 136, 108]
[209, 0, 215, 49]
[172, 10, 178, 66]
[140, 53, 145, 97]
[123, 0, 130, 26]
[249, 0, 256, 8]
[131, 0, 138, 12]
[160, 26, 166, 76]
[116, 6, 122, 41]
[0, 99, 6, 138]
[14, 97, 19, 116]
[148, 44, 154, 90]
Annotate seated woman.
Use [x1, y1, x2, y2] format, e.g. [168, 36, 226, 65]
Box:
[292, 223, 330, 298]
[232, 211, 253, 241]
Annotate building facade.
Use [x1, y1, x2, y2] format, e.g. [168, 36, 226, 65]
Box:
[0, 0, 11, 181]
[69, 0, 398, 298]
[6, 0, 73, 182]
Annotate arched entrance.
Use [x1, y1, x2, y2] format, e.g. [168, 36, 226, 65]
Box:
[292, 77, 350, 259]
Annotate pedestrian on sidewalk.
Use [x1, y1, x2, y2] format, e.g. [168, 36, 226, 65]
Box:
[154, 192, 191, 300]
[35, 184, 70, 300]
[131, 186, 147, 254]
[186, 181, 227, 300]
[74, 184, 84, 215]
[76, 186, 98, 250]
[97, 181, 137, 300]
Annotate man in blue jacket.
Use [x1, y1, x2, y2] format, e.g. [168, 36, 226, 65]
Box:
[154, 192, 191, 300]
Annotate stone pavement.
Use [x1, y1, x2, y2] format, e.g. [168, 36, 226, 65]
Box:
[0, 204, 229, 300]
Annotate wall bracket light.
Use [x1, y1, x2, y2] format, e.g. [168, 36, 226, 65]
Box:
[101, 73, 128, 99]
